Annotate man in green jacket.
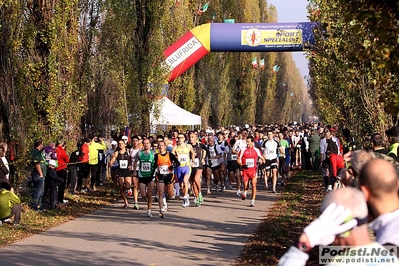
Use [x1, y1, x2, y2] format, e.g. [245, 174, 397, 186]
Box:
[0, 182, 21, 226]
[307, 129, 321, 171]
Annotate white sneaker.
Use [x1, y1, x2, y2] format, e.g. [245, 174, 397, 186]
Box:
[236, 190, 241, 196]
[147, 210, 153, 217]
[161, 205, 168, 212]
[182, 197, 187, 207]
[328, 185, 332, 191]
[250, 200, 255, 207]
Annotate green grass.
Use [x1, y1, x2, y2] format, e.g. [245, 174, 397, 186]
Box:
[0, 185, 117, 247]
[236, 170, 325, 266]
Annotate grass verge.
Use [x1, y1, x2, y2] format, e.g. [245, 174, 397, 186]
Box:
[0, 185, 117, 247]
[236, 170, 325, 266]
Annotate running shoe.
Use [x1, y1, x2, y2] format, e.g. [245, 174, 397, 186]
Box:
[198, 193, 204, 203]
[147, 210, 153, 217]
[182, 198, 187, 207]
[273, 187, 276, 193]
[192, 197, 197, 204]
[250, 200, 255, 207]
[196, 198, 201, 207]
[132, 203, 139, 210]
[227, 185, 234, 190]
[220, 185, 225, 192]
[241, 193, 246, 200]
[236, 190, 241, 197]
[185, 197, 190, 207]
[154, 196, 159, 202]
[159, 211, 165, 218]
[161, 205, 168, 212]
[207, 189, 211, 195]
[123, 203, 129, 208]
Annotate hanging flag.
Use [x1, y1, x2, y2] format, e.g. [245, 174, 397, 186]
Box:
[260, 59, 265, 69]
[273, 65, 280, 73]
[198, 2, 210, 15]
[252, 57, 258, 69]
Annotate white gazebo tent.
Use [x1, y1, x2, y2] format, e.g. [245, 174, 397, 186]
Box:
[150, 97, 201, 132]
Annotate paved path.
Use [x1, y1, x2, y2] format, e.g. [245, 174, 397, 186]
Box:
[1, 186, 278, 266]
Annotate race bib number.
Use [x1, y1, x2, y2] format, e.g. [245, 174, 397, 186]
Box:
[178, 154, 189, 164]
[159, 165, 169, 175]
[296, 145, 301, 148]
[246, 158, 255, 168]
[231, 154, 238, 160]
[141, 162, 151, 172]
[268, 149, 275, 154]
[119, 160, 128, 169]
[193, 158, 200, 167]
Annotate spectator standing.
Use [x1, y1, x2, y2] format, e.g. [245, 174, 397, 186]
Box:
[307, 129, 320, 171]
[89, 136, 106, 191]
[79, 138, 90, 192]
[46, 160, 64, 209]
[68, 143, 80, 195]
[30, 139, 47, 211]
[55, 140, 69, 204]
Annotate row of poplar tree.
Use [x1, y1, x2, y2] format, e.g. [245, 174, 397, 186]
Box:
[0, 0, 309, 158]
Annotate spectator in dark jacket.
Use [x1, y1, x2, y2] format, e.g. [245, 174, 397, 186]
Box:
[46, 160, 64, 209]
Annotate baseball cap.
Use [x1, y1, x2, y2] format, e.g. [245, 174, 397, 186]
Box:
[385, 126, 399, 137]
[49, 159, 57, 167]
[122, 135, 128, 140]
[111, 140, 117, 146]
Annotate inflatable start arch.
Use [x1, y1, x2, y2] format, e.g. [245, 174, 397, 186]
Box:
[164, 22, 316, 82]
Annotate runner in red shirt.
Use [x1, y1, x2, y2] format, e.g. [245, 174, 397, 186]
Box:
[237, 136, 265, 207]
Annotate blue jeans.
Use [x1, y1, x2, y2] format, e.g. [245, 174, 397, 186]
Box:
[32, 173, 45, 209]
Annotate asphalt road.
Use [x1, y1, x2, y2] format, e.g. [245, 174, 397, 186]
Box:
[0, 185, 278, 266]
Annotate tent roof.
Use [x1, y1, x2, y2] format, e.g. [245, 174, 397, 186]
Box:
[150, 97, 201, 126]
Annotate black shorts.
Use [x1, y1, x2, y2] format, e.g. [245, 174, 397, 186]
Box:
[139, 176, 154, 185]
[227, 161, 241, 172]
[157, 174, 173, 184]
[116, 169, 132, 177]
[265, 158, 278, 170]
[211, 164, 221, 172]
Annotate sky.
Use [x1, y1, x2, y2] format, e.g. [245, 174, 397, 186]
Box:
[267, 0, 310, 79]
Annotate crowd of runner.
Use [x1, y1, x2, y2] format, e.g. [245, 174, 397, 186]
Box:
[1, 121, 399, 226]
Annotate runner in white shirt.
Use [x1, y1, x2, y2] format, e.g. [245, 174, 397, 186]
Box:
[130, 135, 142, 210]
[262, 130, 280, 193]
